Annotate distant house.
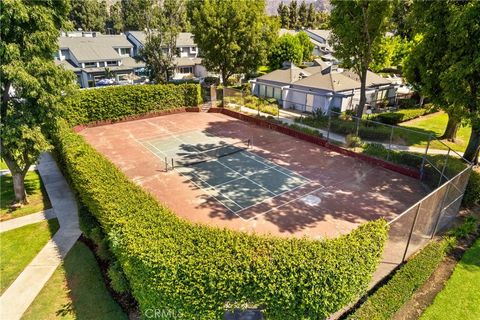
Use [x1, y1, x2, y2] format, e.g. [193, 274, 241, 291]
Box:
[250, 62, 398, 114]
[125, 31, 207, 80]
[55, 31, 145, 88]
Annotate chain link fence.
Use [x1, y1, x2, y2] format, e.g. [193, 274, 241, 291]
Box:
[222, 87, 474, 284]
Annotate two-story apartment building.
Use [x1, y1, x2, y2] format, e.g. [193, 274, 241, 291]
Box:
[126, 31, 207, 80]
[55, 31, 145, 88]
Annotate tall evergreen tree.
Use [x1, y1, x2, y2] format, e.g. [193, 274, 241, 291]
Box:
[306, 3, 316, 29]
[298, 0, 308, 28]
[69, 0, 107, 31]
[289, 0, 298, 29]
[277, 1, 290, 28]
[107, 2, 124, 34]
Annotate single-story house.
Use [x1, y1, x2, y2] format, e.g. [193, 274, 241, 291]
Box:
[250, 63, 398, 114]
[55, 31, 145, 88]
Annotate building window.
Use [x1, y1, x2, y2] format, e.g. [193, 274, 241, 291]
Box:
[84, 62, 96, 68]
[191, 46, 197, 52]
[179, 66, 193, 74]
[106, 61, 118, 66]
[119, 48, 130, 56]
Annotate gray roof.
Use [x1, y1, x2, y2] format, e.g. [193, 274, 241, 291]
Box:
[342, 70, 393, 87]
[293, 72, 361, 92]
[174, 57, 202, 67]
[307, 29, 332, 41]
[59, 35, 132, 62]
[127, 31, 196, 47]
[256, 64, 311, 84]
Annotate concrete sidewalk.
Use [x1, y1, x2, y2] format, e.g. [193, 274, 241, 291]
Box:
[0, 209, 56, 233]
[0, 153, 81, 320]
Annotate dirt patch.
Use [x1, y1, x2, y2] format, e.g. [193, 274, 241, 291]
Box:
[392, 207, 480, 320]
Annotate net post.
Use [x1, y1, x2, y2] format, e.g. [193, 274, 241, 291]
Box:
[420, 134, 432, 180]
[171, 158, 174, 170]
[438, 149, 451, 188]
[165, 157, 168, 172]
[402, 203, 422, 262]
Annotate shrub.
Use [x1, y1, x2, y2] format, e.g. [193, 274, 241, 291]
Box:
[349, 238, 452, 320]
[397, 98, 419, 109]
[52, 119, 388, 319]
[108, 261, 130, 294]
[64, 83, 201, 125]
[371, 107, 435, 125]
[346, 134, 363, 148]
[288, 123, 323, 138]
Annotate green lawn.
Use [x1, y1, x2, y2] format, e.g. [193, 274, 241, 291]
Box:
[400, 112, 471, 152]
[0, 219, 60, 294]
[0, 170, 51, 221]
[421, 239, 480, 320]
[22, 241, 127, 320]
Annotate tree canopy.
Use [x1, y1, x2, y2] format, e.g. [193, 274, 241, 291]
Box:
[69, 0, 107, 32]
[268, 34, 304, 70]
[277, 0, 329, 30]
[330, 0, 394, 117]
[1, 0, 77, 203]
[189, 0, 276, 84]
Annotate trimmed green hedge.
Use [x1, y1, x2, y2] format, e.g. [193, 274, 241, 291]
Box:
[370, 107, 435, 125]
[64, 84, 201, 125]
[348, 238, 452, 320]
[52, 119, 388, 319]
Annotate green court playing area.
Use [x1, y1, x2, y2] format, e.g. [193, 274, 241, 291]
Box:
[139, 130, 310, 217]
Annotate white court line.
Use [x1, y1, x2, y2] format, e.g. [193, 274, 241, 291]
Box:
[174, 168, 248, 220]
[244, 167, 377, 221]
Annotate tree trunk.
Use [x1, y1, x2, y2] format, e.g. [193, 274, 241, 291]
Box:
[356, 69, 368, 118]
[463, 126, 480, 164]
[440, 115, 459, 141]
[12, 171, 28, 204]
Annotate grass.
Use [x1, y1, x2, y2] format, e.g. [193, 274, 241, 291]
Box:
[0, 219, 60, 294]
[0, 170, 51, 221]
[420, 239, 480, 320]
[0, 159, 7, 170]
[400, 111, 471, 152]
[22, 241, 127, 320]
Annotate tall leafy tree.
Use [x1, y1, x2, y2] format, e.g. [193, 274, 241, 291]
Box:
[121, 0, 143, 30]
[138, 0, 185, 83]
[1, 0, 77, 204]
[69, 0, 107, 31]
[107, 2, 124, 34]
[306, 3, 316, 29]
[268, 34, 303, 69]
[330, 0, 394, 117]
[189, 0, 276, 84]
[296, 31, 314, 62]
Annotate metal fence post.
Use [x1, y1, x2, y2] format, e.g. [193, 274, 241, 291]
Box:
[438, 149, 451, 188]
[402, 203, 422, 262]
[327, 109, 332, 143]
[420, 134, 433, 180]
[387, 125, 394, 162]
[431, 183, 451, 239]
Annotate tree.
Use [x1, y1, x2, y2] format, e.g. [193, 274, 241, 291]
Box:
[277, 1, 290, 28]
[296, 31, 314, 62]
[137, 0, 185, 83]
[330, 0, 394, 117]
[289, 0, 298, 29]
[306, 3, 316, 29]
[69, 0, 107, 31]
[189, 0, 276, 84]
[107, 2, 124, 34]
[405, 1, 460, 142]
[1, 0, 77, 204]
[268, 34, 303, 69]
[121, 0, 143, 30]
[391, 0, 413, 39]
[298, 1, 308, 28]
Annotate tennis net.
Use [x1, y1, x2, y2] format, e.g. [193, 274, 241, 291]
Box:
[170, 139, 251, 169]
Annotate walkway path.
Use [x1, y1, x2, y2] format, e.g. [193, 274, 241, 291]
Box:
[0, 153, 81, 320]
[238, 106, 462, 157]
[0, 209, 56, 233]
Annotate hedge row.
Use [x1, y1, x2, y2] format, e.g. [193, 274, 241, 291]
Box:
[52, 119, 388, 319]
[348, 238, 452, 320]
[370, 107, 436, 125]
[64, 83, 201, 125]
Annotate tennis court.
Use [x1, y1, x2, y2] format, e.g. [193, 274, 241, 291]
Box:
[79, 112, 427, 238]
[139, 130, 311, 218]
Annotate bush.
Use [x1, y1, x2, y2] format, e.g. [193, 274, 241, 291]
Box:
[371, 107, 435, 125]
[397, 98, 419, 109]
[64, 83, 201, 125]
[346, 134, 363, 148]
[349, 238, 452, 320]
[108, 261, 130, 294]
[52, 119, 388, 319]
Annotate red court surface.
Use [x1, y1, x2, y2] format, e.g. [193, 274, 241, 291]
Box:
[79, 112, 427, 239]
